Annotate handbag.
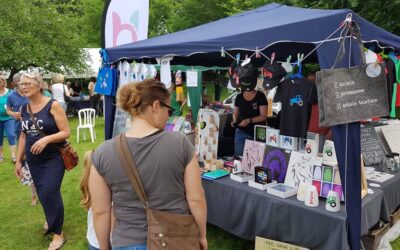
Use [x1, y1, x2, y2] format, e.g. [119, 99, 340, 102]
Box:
[115, 133, 200, 250]
[316, 22, 389, 127]
[95, 49, 118, 96]
[27, 103, 79, 171]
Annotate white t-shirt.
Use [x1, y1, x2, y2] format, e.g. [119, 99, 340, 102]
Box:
[50, 83, 67, 103]
[87, 208, 100, 248]
[118, 61, 132, 88]
[160, 57, 172, 89]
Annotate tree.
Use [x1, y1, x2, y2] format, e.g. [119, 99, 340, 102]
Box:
[79, 0, 104, 47]
[290, 0, 400, 35]
[0, 0, 87, 79]
[148, 0, 400, 36]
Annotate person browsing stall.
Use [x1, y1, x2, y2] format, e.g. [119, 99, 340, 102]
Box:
[50, 74, 70, 112]
[231, 62, 268, 156]
[89, 79, 207, 250]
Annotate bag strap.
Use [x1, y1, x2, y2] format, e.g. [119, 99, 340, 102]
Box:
[332, 21, 366, 69]
[116, 133, 150, 209]
[27, 103, 67, 149]
[100, 49, 110, 65]
[27, 104, 47, 137]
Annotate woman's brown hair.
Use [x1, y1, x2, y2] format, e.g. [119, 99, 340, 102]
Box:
[117, 79, 170, 117]
[80, 150, 94, 210]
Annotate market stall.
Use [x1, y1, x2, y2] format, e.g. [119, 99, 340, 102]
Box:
[103, 3, 400, 249]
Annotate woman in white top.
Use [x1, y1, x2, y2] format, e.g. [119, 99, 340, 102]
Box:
[50, 74, 70, 112]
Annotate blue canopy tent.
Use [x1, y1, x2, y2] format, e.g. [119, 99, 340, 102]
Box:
[105, 3, 400, 249]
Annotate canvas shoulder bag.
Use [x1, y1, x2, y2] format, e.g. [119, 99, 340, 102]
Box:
[27, 103, 78, 171]
[316, 22, 389, 127]
[115, 133, 200, 250]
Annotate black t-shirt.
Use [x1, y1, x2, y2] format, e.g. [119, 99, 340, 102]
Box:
[72, 84, 82, 97]
[274, 78, 318, 138]
[234, 91, 267, 135]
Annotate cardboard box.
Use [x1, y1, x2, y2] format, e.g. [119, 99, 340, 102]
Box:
[230, 172, 253, 183]
[267, 183, 297, 198]
[361, 223, 390, 250]
[248, 180, 277, 190]
[390, 208, 400, 227]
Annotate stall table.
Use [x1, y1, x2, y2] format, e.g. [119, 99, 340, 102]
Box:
[202, 177, 389, 250]
[68, 99, 103, 116]
[368, 167, 400, 214]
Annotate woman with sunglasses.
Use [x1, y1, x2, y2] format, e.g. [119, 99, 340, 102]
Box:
[89, 79, 207, 250]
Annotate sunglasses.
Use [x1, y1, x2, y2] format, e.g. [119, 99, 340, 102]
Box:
[18, 82, 35, 87]
[159, 102, 175, 116]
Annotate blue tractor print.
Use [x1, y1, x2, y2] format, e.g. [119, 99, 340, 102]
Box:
[283, 137, 292, 145]
[290, 95, 304, 106]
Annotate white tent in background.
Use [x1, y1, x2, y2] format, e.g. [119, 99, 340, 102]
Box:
[43, 48, 102, 79]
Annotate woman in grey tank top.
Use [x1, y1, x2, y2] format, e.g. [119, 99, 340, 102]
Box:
[89, 79, 207, 250]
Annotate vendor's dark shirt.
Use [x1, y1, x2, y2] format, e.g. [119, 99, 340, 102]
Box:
[72, 84, 82, 97]
[274, 78, 317, 138]
[234, 91, 267, 136]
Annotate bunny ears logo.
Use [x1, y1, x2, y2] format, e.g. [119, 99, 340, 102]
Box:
[103, 0, 149, 48]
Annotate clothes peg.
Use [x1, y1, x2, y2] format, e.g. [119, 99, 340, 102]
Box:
[281, 55, 293, 73]
[271, 52, 276, 64]
[255, 47, 260, 58]
[236, 53, 241, 64]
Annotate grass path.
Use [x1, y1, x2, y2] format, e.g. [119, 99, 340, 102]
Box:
[0, 115, 399, 249]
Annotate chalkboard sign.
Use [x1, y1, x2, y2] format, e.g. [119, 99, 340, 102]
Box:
[361, 124, 386, 166]
[316, 63, 389, 127]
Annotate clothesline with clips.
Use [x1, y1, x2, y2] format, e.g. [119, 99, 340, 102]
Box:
[220, 13, 353, 67]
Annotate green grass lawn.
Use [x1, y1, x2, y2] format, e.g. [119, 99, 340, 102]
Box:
[1, 114, 399, 249]
[0, 116, 253, 250]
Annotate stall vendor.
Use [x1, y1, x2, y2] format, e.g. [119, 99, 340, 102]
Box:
[231, 62, 268, 156]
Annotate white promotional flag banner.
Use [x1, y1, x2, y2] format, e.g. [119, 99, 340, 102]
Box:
[104, 0, 149, 48]
[109, 0, 149, 137]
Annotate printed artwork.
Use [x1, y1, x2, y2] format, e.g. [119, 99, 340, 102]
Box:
[312, 165, 344, 201]
[254, 125, 267, 143]
[280, 135, 298, 151]
[323, 140, 337, 163]
[289, 95, 304, 107]
[263, 146, 291, 183]
[241, 140, 266, 174]
[284, 152, 323, 188]
[195, 109, 219, 162]
[266, 128, 280, 147]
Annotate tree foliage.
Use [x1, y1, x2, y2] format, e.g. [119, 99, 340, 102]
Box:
[0, 0, 88, 76]
[147, 0, 400, 37]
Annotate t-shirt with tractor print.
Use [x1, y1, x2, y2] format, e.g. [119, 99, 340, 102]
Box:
[274, 78, 317, 138]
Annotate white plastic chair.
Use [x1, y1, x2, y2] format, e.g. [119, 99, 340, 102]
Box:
[77, 108, 96, 143]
